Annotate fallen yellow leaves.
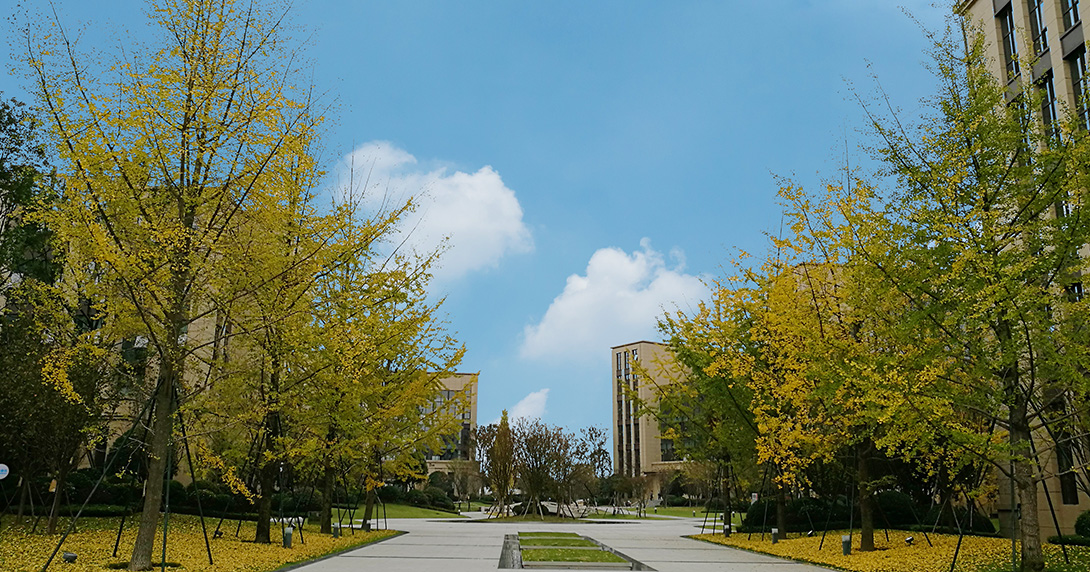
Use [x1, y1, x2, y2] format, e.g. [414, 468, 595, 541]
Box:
[693, 530, 1089, 572]
[0, 515, 397, 572]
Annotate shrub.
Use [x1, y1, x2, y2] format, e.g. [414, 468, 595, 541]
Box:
[102, 481, 142, 507]
[424, 486, 454, 510]
[188, 488, 218, 509]
[164, 480, 188, 507]
[67, 469, 97, 501]
[1048, 535, 1090, 546]
[405, 489, 429, 507]
[1075, 509, 1090, 539]
[923, 505, 995, 535]
[377, 485, 402, 504]
[875, 490, 919, 527]
[428, 471, 454, 497]
[61, 504, 135, 517]
[664, 495, 686, 507]
[187, 479, 228, 496]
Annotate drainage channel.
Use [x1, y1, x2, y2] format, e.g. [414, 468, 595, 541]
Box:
[499, 533, 654, 571]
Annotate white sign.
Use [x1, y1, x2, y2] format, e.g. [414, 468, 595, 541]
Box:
[0, 464, 9, 480]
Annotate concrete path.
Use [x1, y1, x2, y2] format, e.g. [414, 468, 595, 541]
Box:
[295, 512, 834, 572]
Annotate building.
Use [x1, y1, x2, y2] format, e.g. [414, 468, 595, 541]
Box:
[423, 372, 479, 475]
[959, 0, 1087, 131]
[611, 341, 684, 500]
[957, 0, 1089, 536]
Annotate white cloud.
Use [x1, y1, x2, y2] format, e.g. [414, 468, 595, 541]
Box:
[519, 239, 708, 364]
[497, 388, 550, 423]
[339, 141, 533, 282]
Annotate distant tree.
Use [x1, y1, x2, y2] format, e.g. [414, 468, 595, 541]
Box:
[514, 417, 561, 518]
[449, 459, 479, 507]
[484, 411, 515, 517]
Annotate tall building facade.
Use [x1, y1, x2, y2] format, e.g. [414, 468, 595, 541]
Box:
[611, 341, 683, 498]
[424, 372, 479, 475]
[958, 0, 1089, 536]
[959, 0, 1087, 133]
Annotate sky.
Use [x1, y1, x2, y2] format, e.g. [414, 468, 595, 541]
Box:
[2, 0, 952, 431]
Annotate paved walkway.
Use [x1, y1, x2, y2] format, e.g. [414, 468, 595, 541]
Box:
[296, 512, 834, 572]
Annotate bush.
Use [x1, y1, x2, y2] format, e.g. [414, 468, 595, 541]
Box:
[664, 495, 686, 507]
[187, 479, 229, 496]
[1075, 510, 1090, 539]
[67, 469, 97, 501]
[102, 481, 142, 507]
[26, 504, 135, 517]
[876, 490, 919, 527]
[923, 505, 995, 535]
[424, 486, 454, 510]
[1049, 534, 1090, 546]
[428, 472, 454, 498]
[377, 485, 402, 504]
[164, 480, 188, 507]
[187, 488, 218, 509]
[405, 489, 429, 507]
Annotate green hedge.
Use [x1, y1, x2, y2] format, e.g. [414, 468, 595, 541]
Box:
[1048, 535, 1090, 547]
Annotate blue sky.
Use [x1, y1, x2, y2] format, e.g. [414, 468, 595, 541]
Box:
[3, 1, 951, 431]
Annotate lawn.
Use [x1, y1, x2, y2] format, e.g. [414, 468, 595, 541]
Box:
[519, 537, 599, 547]
[0, 514, 397, 572]
[473, 514, 585, 523]
[653, 506, 746, 521]
[333, 503, 464, 521]
[520, 548, 627, 563]
[582, 513, 671, 520]
[693, 530, 1090, 572]
[518, 532, 581, 537]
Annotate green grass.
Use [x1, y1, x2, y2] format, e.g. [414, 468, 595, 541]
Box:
[520, 548, 626, 563]
[474, 514, 583, 523]
[333, 503, 464, 521]
[583, 512, 671, 520]
[653, 506, 746, 522]
[519, 538, 598, 547]
[519, 532, 582, 537]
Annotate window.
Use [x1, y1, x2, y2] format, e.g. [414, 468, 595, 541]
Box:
[1057, 199, 1073, 218]
[1029, 0, 1049, 55]
[1071, 49, 1089, 130]
[1057, 435, 1081, 504]
[631, 348, 639, 361]
[661, 439, 678, 462]
[616, 352, 622, 374]
[1067, 282, 1084, 301]
[1001, 6, 1021, 79]
[1041, 73, 1059, 139]
[1063, 0, 1081, 30]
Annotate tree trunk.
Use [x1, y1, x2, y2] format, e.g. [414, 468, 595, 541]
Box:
[47, 461, 72, 534]
[17, 477, 28, 520]
[723, 469, 732, 537]
[129, 368, 175, 571]
[996, 317, 1043, 572]
[775, 477, 788, 540]
[255, 360, 282, 544]
[1012, 415, 1044, 571]
[362, 487, 376, 527]
[858, 445, 875, 552]
[254, 413, 280, 545]
[319, 462, 334, 534]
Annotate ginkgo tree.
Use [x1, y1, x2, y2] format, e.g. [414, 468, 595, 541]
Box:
[26, 0, 335, 567]
[835, 19, 1090, 571]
